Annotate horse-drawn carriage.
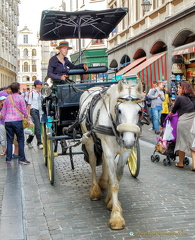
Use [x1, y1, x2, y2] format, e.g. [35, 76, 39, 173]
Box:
[39, 7, 144, 229]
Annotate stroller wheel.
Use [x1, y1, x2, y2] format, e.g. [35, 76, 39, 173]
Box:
[154, 155, 160, 162]
[163, 158, 168, 166]
[184, 157, 190, 166]
[151, 155, 155, 162]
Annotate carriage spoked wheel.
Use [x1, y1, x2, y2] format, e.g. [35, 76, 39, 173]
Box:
[47, 128, 55, 185]
[127, 142, 140, 178]
[41, 123, 48, 166]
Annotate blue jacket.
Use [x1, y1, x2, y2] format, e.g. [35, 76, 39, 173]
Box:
[47, 54, 84, 80]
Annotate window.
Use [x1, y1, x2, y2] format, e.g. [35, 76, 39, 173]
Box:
[32, 76, 36, 81]
[32, 49, 36, 56]
[32, 61, 36, 72]
[23, 35, 28, 44]
[22, 75, 30, 82]
[92, 39, 103, 45]
[23, 48, 28, 57]
[23, 62, 29, 72]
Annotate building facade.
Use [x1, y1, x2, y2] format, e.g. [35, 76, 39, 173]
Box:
[17, 26, 42, 90]
[0, 0, 20, 88]
[107, 0, 195, 89]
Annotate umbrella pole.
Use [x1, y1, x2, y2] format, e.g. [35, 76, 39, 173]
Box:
[78, 24, 82, 64]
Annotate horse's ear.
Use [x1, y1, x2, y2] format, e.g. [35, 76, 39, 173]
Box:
[137, 80, 143, 94]
[118, 81, 124, 92]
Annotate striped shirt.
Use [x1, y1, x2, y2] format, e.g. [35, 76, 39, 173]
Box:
[1, 93, 28, 122]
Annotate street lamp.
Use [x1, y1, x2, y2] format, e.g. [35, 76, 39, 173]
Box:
[141, 0, 152, 12]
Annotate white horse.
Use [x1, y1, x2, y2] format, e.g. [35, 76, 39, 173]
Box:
[79, 80, 143, 229]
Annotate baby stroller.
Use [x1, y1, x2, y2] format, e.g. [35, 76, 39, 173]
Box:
[151, 113, 190, 166]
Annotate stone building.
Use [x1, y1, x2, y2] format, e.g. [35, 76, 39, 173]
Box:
[107, 0, 195, 89]
[0, 0, 20, 88]
[17, 26, 42, 90]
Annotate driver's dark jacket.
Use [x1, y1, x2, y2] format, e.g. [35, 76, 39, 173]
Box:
[47, 54, 84, 84]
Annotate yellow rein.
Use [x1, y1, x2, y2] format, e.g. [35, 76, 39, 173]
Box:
[117, 98, 142, 104]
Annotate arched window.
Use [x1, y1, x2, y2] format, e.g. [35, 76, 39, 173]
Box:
[23, 48, 28, 57]
[23, 62, 29, 72]
[32, 76, 36, 81]
[32, 61, 36, 72]
[32, 49, 36, 56]
[22, 75, 30, 82]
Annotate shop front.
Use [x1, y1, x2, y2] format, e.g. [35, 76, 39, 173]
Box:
[172, 42, 195, 86]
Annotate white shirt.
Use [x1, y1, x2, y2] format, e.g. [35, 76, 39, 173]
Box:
[28, 90, 42, 111]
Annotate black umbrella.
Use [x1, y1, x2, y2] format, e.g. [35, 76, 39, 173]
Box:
[39, 8, 128, 63]
[40, 8, 128, 40]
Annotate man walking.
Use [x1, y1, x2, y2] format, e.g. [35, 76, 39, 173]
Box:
[27, 80, 43, 149]
[147, 81, 165, 134]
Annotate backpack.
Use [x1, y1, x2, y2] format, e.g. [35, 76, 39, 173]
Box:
[145, 95, 151, 107]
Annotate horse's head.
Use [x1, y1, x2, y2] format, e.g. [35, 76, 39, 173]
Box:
[114, 80, 143, 149]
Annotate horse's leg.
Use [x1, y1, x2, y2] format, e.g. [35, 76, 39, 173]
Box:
[102, 141, 125, 230]
[85, 140, 102, 200]
[116, 151, 131, 180]
[98, 154, 109, 191]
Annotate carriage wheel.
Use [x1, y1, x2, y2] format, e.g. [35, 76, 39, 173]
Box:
[127, 142, 140, 178]
[47, 131, 55, 185]
[41, 123, 48, 166]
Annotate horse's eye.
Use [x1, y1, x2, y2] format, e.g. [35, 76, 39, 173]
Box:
[118, 109, 121, 114]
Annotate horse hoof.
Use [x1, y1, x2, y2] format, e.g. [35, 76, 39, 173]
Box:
[89, 184, 101, 200]
[109, 221, 125, 230]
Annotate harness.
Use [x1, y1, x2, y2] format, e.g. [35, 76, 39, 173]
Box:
[84, 87, 143, 149]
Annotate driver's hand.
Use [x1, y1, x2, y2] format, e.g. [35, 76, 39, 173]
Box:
[83, 64, 88, 71]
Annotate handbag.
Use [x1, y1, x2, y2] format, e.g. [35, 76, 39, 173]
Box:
[9, 95, 30, 129]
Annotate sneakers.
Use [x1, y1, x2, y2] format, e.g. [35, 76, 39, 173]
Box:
[148, 127, 154, 131]
[38, 144, 43, 150]
[26, 142, 33, 148]
[18, 160, 30, 165]
[12, 154, 18, 159]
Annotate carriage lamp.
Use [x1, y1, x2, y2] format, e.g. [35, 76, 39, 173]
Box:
[141, 0, 152, 12]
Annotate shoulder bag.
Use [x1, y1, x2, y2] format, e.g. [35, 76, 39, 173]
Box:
[9, 95, 30, 129]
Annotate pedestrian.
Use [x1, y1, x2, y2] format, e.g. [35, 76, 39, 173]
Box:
[27, 80, 43, 149]
[169, 81, 195, 171]
[47, 40, 88, 88]
[0, 82, 30, 164]
[160, 85, 170, 129]
[0, 86, 12, 98]
[147, 81, 165, 134]
[21, 87, 29, 104]
[146, 81, 157, 130]
[0, 96, 7, 156]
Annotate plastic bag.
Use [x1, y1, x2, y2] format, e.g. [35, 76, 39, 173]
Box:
[163, 120, 174, 141]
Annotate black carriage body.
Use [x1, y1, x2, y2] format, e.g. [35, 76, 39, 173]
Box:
[53, 81, 117, 136]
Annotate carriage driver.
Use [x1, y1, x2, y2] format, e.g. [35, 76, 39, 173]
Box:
[47, 41, 88, 88]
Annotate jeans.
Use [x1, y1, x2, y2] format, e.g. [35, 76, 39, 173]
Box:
[5, 121, 25, 162]
[151, 106, 162, 131]
[30, 108, 42, 146]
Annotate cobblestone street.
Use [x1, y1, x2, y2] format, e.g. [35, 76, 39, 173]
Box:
[0, 124, 195, 239]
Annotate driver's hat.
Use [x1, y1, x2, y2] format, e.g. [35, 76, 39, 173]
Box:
[56, 41, 72, 50]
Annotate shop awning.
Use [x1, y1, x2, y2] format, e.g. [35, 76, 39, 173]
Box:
[111, 56, 146, 81]
[124, 52, 167, 87]
[172, 42, 195, 55]
[116, 57, 146, 76]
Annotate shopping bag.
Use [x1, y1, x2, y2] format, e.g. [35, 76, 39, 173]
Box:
[162, 120, 174, 141]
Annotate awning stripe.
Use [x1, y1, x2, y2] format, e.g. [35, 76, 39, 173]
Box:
[124, 52, 167, 87]
[116, 56, 146, 76]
